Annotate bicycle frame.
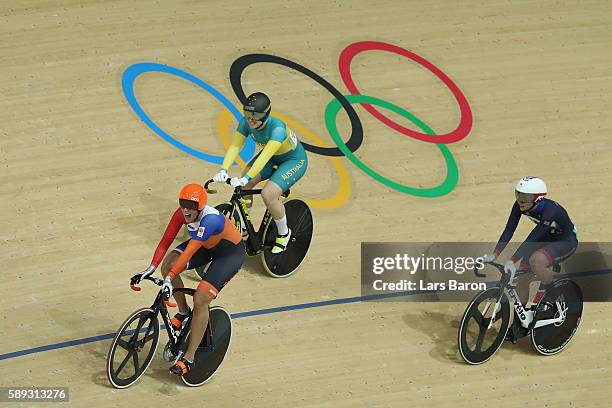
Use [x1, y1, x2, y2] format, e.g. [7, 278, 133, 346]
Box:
[137, 277, 214, 355]
[229, 188, 273, 254]
[205, 179, 289, 256]
[479, 263, 567, 330]
[155, 289, 188, 348]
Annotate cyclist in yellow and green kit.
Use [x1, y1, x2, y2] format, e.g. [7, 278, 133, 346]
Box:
[212, 92, 308, 253]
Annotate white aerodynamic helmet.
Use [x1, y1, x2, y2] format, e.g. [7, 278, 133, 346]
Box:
[515, 176, 547, 204]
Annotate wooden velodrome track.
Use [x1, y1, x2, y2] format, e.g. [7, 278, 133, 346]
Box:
[1, 0, 611, 406]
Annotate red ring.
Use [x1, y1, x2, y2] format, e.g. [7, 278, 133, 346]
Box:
[339, 41, 473, 144]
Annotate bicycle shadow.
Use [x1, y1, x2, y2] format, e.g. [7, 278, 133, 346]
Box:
[146, 357, 189, 394]
[498, 331, 537, 358]
[88, 328, 186, 392]
[44, 306, 126, 388]
[90, 345, 190, 393]
[44, 306, 178, 390]
[401, 304, 464, 364]
[241, 255, 270, 277]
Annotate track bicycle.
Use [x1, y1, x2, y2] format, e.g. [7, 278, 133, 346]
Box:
[458, 261, 582, 364]
[200, 178, 314, 278]
[106, 276, 232, 388]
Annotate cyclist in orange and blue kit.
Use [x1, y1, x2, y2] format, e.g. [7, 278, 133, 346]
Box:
[130, 183, 245, 375]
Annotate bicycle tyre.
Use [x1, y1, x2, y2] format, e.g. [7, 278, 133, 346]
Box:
[181, 306, 233, 387]
[531, 279, 583, 356]
[107, 308, 160, 389]
[260, 199, 313, 278]
[458, 288, 511, 365]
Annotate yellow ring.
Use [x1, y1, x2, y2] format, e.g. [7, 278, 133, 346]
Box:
[216, 109, 351, 209]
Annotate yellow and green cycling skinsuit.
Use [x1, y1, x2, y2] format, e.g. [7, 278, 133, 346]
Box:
[222, 116, 308, 192]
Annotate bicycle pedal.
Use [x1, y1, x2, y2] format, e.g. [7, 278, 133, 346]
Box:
[163, 342, 177, 362]
[506, 321, 529, 343]
[505, 333, 519, 344]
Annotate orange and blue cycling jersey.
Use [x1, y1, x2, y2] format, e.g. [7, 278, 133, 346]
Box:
[150, 205, 242, 285]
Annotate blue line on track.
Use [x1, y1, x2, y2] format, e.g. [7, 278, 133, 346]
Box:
[1, 268, 610, 361]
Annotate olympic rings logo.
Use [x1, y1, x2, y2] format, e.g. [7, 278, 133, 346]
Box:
[121, 40, 472, 209]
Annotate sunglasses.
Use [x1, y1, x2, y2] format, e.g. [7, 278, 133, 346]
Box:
[515, 191, 538, 205]
[243, 109, 269, 121]
[179, 199, 199, 211]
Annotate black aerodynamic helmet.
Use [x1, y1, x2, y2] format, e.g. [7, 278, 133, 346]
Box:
[243, 92, 271, 124]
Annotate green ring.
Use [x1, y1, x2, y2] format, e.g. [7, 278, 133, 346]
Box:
[324, 94, 459, 197]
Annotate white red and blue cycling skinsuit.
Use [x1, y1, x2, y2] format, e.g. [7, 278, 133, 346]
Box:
[494, 198, 578, 267]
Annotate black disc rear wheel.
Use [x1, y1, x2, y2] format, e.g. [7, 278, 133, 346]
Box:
[181, 306, 233, 387]
[261, 199, 313, 278]
[531, 279, 583, 355]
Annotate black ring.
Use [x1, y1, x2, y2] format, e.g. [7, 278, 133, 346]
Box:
[229, 54, 363, 157]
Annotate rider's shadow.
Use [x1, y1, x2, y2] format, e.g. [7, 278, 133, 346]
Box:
[497, 328, 537, 359]
[45, 306, 185, 391]
[401, 305, 540, 363]
[241, 255, 271, 277]
[147, 356, 188, 394]
[503, 340, 534, 357]
[401, 304, 464, 364]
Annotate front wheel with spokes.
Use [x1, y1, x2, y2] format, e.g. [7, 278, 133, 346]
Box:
[458, 288, 511, 365]
[107, 308, 160, 389]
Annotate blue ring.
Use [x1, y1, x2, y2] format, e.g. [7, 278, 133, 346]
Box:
[121, 62, 255, 165]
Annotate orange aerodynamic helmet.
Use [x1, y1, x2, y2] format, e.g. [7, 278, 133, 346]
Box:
[178, 183, 207, 211]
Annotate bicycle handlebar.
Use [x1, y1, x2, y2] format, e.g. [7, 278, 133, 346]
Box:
[130, 276, 176, 307]
[204, 178, 231, 194]
[474, 261, 503, 278]
[204, 178, 264, 197]
[130, 275, 163, 291]
[474, 261, 530, 278]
